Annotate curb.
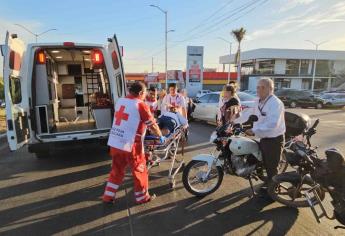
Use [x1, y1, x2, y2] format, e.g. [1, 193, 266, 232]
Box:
[0, 133, 9, 152]
[0, 133, 6, 141]
[0, 133, 7, 146]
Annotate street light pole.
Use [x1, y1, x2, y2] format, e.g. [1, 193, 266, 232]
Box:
[217, 37, 232, 83]
[305, 40, 328, 92]
[150, 4, 171, 89]
[14, 24, 57, 42]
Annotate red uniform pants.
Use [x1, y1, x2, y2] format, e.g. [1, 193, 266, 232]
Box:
[103, 142, 150, 203]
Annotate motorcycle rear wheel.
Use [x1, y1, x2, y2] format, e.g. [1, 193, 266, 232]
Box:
[268, 174, 325, 208]
[257, 153, 288, 182]
[182, 160, 224, 197]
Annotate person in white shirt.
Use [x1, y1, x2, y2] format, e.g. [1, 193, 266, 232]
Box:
[156, 89, 166, 117]
[181, 89, 195, 121]
[245, 78, 286, 186]
[161, 83, 187, 118]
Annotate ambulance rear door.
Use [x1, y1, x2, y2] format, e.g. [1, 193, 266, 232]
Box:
[107, 34, 126, 102]
[0, 32, 30, 151]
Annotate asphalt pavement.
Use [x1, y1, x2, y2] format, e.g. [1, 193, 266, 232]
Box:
[0, 108, 344, 235]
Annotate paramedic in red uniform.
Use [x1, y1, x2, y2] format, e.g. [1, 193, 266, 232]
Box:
[145, 86, 158, 116]
[103, 82, 163, 204]
[161, 83, 187, 118]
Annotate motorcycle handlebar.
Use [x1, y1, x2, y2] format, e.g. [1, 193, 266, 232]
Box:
[311, 119, 320, 130]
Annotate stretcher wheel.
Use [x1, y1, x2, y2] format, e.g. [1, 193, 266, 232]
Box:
[169, 180, 176, 189]
[180, 163, 185, 172]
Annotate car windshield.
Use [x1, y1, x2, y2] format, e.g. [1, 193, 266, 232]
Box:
[322, 94, 334, 99]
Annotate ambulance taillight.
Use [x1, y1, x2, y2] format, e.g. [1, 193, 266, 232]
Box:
[91, 49, 104, 68]
[37, 50, 46, 64]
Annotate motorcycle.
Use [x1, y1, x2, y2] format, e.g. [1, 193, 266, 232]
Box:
[268, 119, 345, 226]
[182, 115, 288, 197]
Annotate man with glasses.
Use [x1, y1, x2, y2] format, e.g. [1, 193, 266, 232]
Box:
[245, 78, 285, 195]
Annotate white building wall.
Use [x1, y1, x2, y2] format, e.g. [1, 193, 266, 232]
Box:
[290, 78, 302, 89]
[274, 59, 286, 74]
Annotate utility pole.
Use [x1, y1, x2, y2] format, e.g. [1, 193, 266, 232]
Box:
[305, 40, 328, 91]
[149, 4, 174, 89]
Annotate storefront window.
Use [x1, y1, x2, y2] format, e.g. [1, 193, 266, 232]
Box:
[257, 60, 274, 74]
[286, 60, 299, 75]
[302, 78, 311, 90]
[315, 60, 334, 76]
[274, 78, 291, 90]
[241, 62, 254, 75]
[300, 60, 310, 75]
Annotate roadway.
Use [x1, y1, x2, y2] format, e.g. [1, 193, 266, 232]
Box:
[0, 108, 344, 235]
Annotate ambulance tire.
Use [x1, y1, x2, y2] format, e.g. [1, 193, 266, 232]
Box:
[35, 152, 50, 159]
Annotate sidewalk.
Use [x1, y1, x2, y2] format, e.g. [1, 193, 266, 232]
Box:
[0, 132, 8, 152]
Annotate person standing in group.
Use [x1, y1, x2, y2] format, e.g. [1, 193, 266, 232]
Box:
[219, 81, 240, 103]
[156, 89, 166, 117]
[103, 82, 163, 204]
[217, 84, 241, 126]
[245, 78, 286, 194]
[145, 86, 158, 116]
[181, 89, 195, 121]
[161, 83, 187, 118]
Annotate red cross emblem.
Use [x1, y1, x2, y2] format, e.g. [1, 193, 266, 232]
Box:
[114, 106, 129, 126]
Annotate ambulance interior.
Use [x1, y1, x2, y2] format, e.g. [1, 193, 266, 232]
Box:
[32, 48, 113, 135]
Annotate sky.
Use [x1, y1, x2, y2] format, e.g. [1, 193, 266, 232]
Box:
[1, 0, 345, 74]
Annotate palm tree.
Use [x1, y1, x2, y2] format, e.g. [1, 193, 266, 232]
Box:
[232, 27, 246, 88]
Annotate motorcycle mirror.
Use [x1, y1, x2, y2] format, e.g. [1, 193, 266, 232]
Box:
[248, 115, 258, 122]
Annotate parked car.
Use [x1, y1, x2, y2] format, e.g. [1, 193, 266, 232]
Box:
[192, 92, 256, 123]
[275, 89, 325, 109]
[243, 90, 257, 96]
[195, 90, 211, 98]
[321, 93, 345, 107]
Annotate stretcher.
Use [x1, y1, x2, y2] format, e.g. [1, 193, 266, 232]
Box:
[144, 126, 186, 188]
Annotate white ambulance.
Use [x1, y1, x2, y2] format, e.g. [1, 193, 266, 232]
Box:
[1, 32, 126, 158]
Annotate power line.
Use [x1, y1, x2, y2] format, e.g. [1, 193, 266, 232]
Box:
[194, 0, 269, 39]
[129, 0, 268, 64]
[172, 0, 264, 44]
[178, 0, 235, 37]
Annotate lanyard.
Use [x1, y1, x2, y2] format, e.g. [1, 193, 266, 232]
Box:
[258, 95, 272, 115]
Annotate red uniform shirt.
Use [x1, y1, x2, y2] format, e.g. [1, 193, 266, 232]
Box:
[110, 95, 156, 155]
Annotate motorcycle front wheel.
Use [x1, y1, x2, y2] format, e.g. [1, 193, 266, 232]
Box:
[182, 160, 224, 197]
[335, 209, 345, 225]
[268, 173, 325, 208]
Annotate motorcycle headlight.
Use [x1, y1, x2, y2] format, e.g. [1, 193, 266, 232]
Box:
[210, 131, 218, 143]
